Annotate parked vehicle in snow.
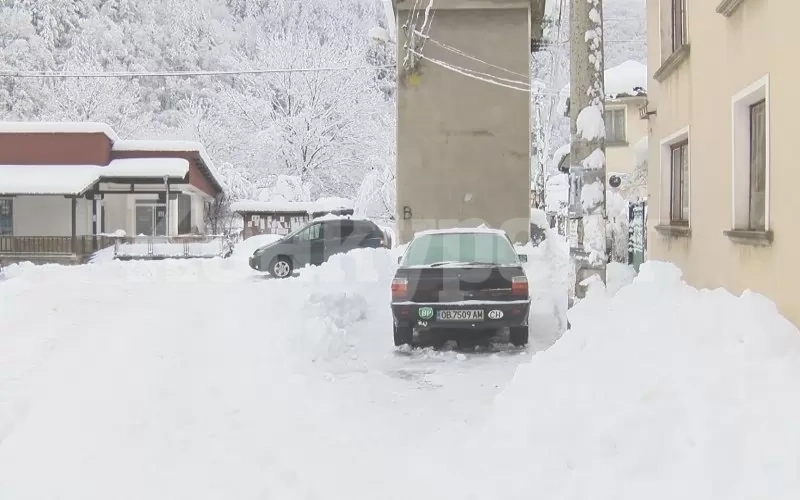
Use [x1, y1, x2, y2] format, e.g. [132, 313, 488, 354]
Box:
[249, 216, 388, 278]
[389, 227, 531, 347]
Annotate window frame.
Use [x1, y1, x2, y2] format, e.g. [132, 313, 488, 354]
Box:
[671, 0, 687, 52]
[747, 99, 767, 231]
[293, 222, 322, 243]
[604, 107, 627, 144]
[730, 74, 770, 235]
[0, 198, 13, 236]
[669, 140, 690, 224]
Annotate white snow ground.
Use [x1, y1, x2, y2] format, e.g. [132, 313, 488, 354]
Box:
[1, 232, 799, 499]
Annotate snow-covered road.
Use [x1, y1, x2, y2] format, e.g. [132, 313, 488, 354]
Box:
[0, 248, 564, 500]
[3, 238, 800, 500]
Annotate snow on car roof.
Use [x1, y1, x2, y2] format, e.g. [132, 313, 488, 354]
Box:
[413, 227, 507, 237]
[312, 213, 370, 222]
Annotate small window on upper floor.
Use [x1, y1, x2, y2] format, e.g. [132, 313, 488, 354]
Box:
[747, 99, 767, 231]
[671, 0, 687, 53]
[604, 108, 626, 144]
[669, 140, 690, 224]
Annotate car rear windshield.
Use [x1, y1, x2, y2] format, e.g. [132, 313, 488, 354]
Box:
[401, 232, 519, 267]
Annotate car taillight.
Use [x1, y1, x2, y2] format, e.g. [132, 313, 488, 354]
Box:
[512, 276, 528, 296]
[392, 278, 408, 299]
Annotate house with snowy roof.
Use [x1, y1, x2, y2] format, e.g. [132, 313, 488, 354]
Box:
[0, 121, 224, 264]
[645, 0, 800, 325]
[561, 60, 649, 186]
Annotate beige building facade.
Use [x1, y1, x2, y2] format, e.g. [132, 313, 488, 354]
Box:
[646, 0, 800, 324]
[394, 0, 546, 245]
[606, 95, 648, 183]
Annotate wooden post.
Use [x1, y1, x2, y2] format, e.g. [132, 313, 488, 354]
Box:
[70, 196, 77, 254]
[163, 176, 170, 238]
[92, 196, 98, 251]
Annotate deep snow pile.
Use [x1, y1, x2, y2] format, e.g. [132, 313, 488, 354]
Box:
[291, 248, 397, 366]
[230, 233, 283, 263]
[450, 261, 800, 500]
[518, 210, 573, 343]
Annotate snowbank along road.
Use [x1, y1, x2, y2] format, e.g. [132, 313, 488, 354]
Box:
[1, 236, 799, 500]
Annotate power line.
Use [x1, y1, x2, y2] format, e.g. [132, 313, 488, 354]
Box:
[0, 64, 395, 79]
[416, 30, 529, 79]
[407, 48, 564, 96]
[552, 39, 646, 45]
[409, 49, 529, 92]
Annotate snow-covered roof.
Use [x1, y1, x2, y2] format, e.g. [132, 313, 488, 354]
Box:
[102, 158, 190, 178]
[560, 60, 648, 100]
[0, 166, 101, 195]
[604, 60, 648, 99]
[231, 198, 355, 215]
[0, 159, 190, 196]
[112, 140, 223, 192]
[414, 227, 507, 237]
[0, 121, 119, 141]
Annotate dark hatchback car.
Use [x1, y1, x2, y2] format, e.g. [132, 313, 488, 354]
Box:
[249, 216, 388, 278]
[390, 228, 531, 347]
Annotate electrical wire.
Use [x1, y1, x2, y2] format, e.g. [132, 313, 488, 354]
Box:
[0, 65, 395, 79]
[407, 48, 533, 93]
[413, 29, 529, 79]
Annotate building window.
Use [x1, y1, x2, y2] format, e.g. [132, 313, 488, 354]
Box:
[748, 99, 767, 230]
[178, 194, 192, 234]
[0, 199, 12, 236]
[604, 108, 626, 143]
[671, 0, 687, 52]
[134, 200, 167, 237]
[731, 75, 769, 233]
[670, 140, 689, 223]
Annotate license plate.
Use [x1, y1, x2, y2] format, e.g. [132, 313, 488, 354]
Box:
[436, 309, 484, 321]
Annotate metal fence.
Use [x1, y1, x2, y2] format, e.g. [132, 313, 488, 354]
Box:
[113, 235, 234, 260]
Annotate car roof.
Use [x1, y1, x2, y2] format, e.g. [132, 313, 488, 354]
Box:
[313, 213, 375, 223]
[413, 227, 507, 238]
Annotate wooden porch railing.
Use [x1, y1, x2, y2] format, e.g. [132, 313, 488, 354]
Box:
[0, 236, 116, 255]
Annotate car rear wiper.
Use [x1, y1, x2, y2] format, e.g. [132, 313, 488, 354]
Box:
[429, 261, 495, 267]
[429, 261, 463, 267]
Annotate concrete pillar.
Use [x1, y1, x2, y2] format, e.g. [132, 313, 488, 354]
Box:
[394, 0, 534, 244]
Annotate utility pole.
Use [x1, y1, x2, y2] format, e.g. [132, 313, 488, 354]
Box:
[567, 0, 606, 298]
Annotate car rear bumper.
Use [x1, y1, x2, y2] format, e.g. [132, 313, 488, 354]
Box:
[391, 300, 530, 329]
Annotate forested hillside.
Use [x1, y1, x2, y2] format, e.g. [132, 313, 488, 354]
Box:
[0, 0, 644, 220]
[0, 0, 395, 216]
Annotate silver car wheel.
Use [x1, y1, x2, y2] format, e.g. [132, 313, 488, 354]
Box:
[273, 260, 291, 278]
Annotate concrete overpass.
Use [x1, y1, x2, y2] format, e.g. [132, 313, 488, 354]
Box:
[393, 0, 548, 244]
